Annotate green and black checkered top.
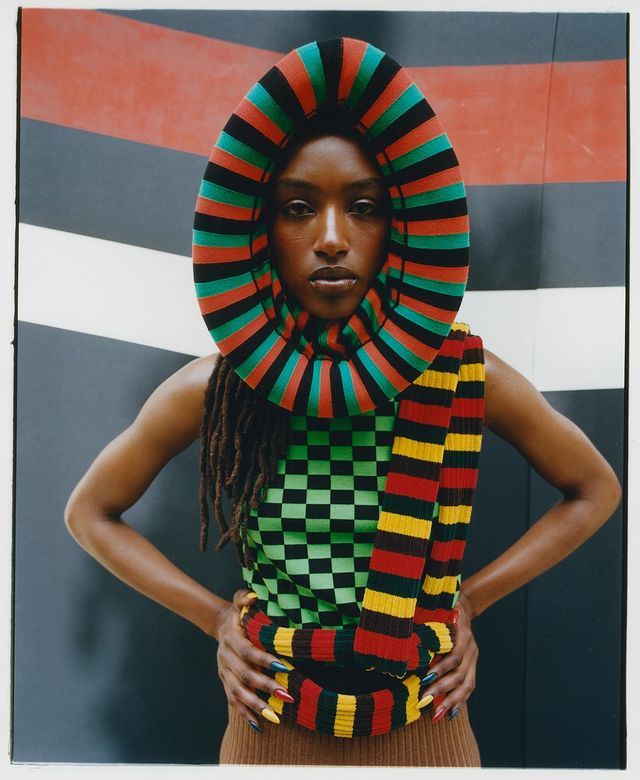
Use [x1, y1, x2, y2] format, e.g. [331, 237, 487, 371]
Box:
[241, 397, 443, 631]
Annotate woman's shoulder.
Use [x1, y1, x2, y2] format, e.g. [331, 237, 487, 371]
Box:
[130, 353, 219, 450]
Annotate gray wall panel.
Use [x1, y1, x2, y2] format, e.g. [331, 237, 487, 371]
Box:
[19, 119, 203, 258]
[538, 183, 627, 288]
[524, 389, 624, 769]
[105, 10, 626, 65]
[465, 429, 531, 768]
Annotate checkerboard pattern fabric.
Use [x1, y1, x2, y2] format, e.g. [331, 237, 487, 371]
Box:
[241, 398, 440, 630]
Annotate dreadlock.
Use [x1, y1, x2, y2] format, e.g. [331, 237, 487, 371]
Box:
[198, 354, 290, 568]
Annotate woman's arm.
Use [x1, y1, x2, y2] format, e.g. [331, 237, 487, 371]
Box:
[459, 348, 622, 619]
[65, 355, 292, 728]
[64, 353, 228, 638]
[420, 347, 622, 721]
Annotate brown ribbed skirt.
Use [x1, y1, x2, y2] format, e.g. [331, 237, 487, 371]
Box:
[218, 702, 481, 766]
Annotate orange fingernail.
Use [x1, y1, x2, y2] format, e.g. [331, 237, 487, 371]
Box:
[432, 707, 447, 724]
[274, 687, 294, 703]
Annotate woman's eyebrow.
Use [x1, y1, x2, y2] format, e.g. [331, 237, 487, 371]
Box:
[275, 177, 318, 190]
[275, 176, 385, 191]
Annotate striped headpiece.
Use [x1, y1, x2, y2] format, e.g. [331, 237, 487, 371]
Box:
[193, 37, 469, 416]
[240, 325, 485, 736]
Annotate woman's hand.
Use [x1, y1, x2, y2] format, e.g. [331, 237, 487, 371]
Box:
[418, 592, 478, 723]
[215, 588, 295, 732]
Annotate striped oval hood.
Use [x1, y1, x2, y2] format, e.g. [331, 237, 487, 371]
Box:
[193, 37, 469, 417]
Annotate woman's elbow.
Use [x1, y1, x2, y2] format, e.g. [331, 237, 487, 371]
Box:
[64, 485, 102, 546]
[64, 490, 87, 543]
[603, 466, 623, 517]
[585, 461, 622, 528]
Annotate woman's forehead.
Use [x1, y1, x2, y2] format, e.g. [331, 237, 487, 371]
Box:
[274, 134, 385, 185]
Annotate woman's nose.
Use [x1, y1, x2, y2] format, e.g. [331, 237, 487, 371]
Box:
[313, 206, 349, 258]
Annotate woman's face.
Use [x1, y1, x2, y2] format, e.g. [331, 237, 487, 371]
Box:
[268, 134, 390, 321]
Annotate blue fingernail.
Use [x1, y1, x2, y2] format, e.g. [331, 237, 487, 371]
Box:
[420, 672, 438, 685]
[248, 719, 263, 733]
[270, 660, 289, 672]
[448, 707, 460, 721]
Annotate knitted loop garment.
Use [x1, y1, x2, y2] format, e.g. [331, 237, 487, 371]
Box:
[192, 37, 470, 417]
[240, 324, 485, 737]
[192, 37, 483, 739]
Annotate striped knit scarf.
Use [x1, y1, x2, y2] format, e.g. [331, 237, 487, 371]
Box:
[240, 324, 484, 737]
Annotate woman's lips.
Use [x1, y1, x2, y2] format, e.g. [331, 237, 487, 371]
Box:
[309, 278, 357, 295]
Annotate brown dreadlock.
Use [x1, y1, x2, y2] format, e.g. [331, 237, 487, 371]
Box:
[198, 354, 290, 568]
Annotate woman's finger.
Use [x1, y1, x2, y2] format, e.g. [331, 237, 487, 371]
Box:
[220, 668, 279, 729]
[232, 588, 259, 608]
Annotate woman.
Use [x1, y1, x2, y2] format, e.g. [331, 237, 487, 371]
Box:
[65, 38, 621, 766]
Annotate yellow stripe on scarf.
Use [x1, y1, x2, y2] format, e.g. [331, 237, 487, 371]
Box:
[377, 510, 432, 538]
[272, 628, 295, 657]
[413, 370, 460, 391]
[444, 433, 482, 451]
[439, 504, 473, 524]
[393, 436, 445, 462]
[361, 589, 417, 619]
[421, 574, 459, 596]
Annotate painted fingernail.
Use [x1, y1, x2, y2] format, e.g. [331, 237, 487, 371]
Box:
[247, 591, 259, 600]
[420, 672, 438, 685]
[432, 707, 447, 724]
[261, 707, 280, 725]
[448, 707, 460, 721]
[273, 687, 294, 703]
[248, 719, 262, 733]
[417, 694, 434, 710]
[270, 660, 289, 673]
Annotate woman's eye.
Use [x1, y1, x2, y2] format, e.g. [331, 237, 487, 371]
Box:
[282, 201, 312, 217]
[351, 200, 377, 215]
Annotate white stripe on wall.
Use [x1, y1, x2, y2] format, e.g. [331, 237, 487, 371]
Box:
[18, 224, 625, 392]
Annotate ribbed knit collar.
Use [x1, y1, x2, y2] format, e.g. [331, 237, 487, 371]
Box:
[271, 263, 391, 362]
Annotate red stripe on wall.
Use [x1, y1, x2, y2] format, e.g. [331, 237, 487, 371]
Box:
[20, 9, 281, 159]
[410, 60, 626, 184]
[21, 10, 626, 184]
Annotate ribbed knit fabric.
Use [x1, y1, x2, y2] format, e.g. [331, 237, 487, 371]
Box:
[193, 36, 470, 417]
[239, 325, 484, 738]
[219, 701, 481, 766]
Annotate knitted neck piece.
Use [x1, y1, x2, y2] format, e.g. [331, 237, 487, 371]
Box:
[240, 325, 485, 737]
[193, 37, 469, 417]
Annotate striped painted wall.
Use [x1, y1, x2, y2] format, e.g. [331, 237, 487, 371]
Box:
[15, 9, 626, 767]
